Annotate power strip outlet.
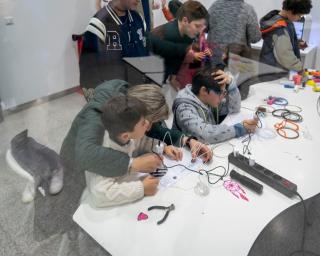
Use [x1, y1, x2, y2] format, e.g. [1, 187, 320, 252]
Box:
[228, 153, 297, 198]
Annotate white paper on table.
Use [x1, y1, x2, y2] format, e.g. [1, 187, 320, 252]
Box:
[159, 153, 203, 190]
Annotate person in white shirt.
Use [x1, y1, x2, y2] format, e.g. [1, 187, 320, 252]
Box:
[85, 95, 182, 207]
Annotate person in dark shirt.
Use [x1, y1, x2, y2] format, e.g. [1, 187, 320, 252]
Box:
[79, 0, 149, 100]
[148, 1, 210, 89]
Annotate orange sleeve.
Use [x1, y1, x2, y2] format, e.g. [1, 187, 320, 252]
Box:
[162, 7, 174, 22]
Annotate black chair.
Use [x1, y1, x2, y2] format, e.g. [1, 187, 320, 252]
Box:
[248, 193, 320, 256]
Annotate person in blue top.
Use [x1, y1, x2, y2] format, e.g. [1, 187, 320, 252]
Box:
[79, 0, 149, 100]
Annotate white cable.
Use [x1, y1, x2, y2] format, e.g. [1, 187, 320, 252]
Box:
[160, 130, 207, 159]
[162, 131, 173, 146]
[212, 142, 234, 158]
[196, 147, 213, 160]
[190, 142, 202, 156]
[179, 134, 187, 149]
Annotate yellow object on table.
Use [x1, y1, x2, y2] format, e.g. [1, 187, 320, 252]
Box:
[307, 80, 316, 87]
[313, 85, 320, 92]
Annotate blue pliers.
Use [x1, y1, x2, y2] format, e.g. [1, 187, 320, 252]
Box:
[148, 204, 175, 225]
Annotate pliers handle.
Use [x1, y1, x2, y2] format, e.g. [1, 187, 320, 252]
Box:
[148, 204, 175, 225]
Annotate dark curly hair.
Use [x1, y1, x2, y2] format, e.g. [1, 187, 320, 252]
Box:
[168, 0, 182, 18]
[282, 0, 312, 15]
[191, 66, 224, 95]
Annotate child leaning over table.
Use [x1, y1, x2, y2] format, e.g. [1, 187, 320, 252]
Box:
[83, 95, 182, 208]
[175, 31, 212, 90]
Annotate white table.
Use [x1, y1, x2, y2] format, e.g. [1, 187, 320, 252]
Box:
[73, 81, 320, 256]
[251, 40, 317, 69]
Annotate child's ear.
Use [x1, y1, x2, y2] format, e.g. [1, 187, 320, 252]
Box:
[199, 86, 209, 96]
[120, 132, 130, 141]
[182, 17, 189, 25]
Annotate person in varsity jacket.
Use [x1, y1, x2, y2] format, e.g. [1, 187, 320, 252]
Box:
[79, 0, 149, 100]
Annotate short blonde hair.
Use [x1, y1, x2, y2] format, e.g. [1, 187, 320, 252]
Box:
[128, 84, 169, 123]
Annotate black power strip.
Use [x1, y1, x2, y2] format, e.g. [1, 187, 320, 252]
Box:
[228, 153, 297, 198]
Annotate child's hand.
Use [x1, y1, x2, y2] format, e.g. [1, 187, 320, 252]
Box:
[212, 69, 231, 85]
[164, 145, 183, 161]
[188, 139, 212, 163]
[298, 40, 308, 50]
[204, 48, 212, 57]
[242, 119, 258, 133]
[131, 153, 163, 173]
[143, 176, 160, 196]
[194, 52, 206, 61]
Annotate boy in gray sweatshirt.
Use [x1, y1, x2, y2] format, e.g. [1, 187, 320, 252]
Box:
[172, 67, 258, 144]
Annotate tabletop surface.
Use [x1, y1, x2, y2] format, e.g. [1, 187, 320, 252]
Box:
[74, 80, 320, 256]
[123, 55, 165, 74]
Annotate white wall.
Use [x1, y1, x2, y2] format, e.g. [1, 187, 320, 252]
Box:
[0, 0, 95, 109]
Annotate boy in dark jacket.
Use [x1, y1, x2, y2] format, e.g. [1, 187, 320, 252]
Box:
[79, 0, 149, 100]
[148, 1, 210, 89]
[260, 0, 312, 71]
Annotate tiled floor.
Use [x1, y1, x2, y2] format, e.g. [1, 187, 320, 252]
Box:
[0, 92, 97, 256]
[0, 84, 177, 256]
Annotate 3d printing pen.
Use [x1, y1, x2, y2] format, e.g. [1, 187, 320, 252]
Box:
[151, 142, 167, 177]
[154, 141, 165, 155]
[230, 170, 263, 194]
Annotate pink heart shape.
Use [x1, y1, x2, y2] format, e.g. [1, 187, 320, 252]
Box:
[137, 212, 148, 221]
